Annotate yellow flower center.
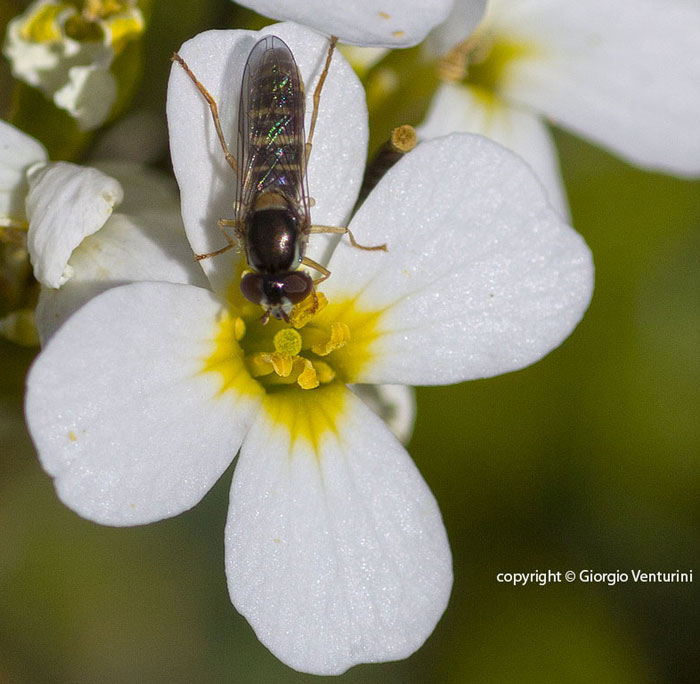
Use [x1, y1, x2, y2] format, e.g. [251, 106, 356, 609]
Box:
[201, 290, 384, 449]
[239, 293, 359, 391]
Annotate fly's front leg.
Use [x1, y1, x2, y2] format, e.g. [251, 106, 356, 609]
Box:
[301, 256, 332, 313]
[194, 218, 239, 261]
[171, 53, 239, 177]
[304, 36, 338, 173]
[310, 225, 387, 251]
[302, 256, 331, 284]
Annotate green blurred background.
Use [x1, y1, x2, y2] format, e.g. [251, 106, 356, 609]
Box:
[1, 1, 698, 682]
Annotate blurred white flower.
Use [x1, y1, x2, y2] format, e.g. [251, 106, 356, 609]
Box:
[3, 0, 145, 130]
[419, 0, 700, 216]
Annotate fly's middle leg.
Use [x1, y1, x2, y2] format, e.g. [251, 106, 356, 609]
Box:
[310, 225, 387, 252]
[193, 218, 239, 261]
[171, 53, 239, 177]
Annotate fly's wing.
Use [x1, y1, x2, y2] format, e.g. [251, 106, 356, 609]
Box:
[236, 36, 309, 226]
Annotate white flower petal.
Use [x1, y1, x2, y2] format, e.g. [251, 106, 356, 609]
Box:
[25, 281, 261, 526]
[324, 134, 593, 385]
[167, 24, 368, 294]
[35, 211, 208, 342]
[236, 0, 454, 47]
[53, 63, 117, 131]
[423, 0, 488, 57]
[418, 82, 570, 218]
[225, 388, 451, 674]
[351, 383, 416, 444]
[0, 120, 48, 222]
[487, 0, 700, 175]
[26, 162, 124, 288]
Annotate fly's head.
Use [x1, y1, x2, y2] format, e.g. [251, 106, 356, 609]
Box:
[240, 270, 314, 323]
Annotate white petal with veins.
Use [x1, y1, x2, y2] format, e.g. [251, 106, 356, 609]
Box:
[226, 389, 451, 674]
[25, 281, 261, 526]
[324, 134, 593, 384]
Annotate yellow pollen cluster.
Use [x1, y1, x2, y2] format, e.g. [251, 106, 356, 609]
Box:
[242, 294, 350, 391]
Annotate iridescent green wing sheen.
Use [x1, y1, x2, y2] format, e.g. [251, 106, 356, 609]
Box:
[236, 35, 309, 221]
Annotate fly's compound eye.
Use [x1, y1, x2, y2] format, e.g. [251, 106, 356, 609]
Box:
[240, 272, 264, 305]
[280, 272, 313, 305]
[240, 271, 313, 308]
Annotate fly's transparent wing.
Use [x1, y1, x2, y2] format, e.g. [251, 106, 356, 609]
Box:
[236, 36, 310, 226]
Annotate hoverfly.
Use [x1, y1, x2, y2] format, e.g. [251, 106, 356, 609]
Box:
[172, 35, 386, 324]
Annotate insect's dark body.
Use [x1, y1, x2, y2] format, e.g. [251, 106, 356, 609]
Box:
[236, 36, 313, 322]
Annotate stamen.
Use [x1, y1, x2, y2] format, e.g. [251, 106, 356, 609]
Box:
[233, 316, 246, 341]
[248, 352, 275, 378]
[236, 291, 362, 392]
[297, 359, 319, 390]
[269, 351, 293, 377]
[314, 361, 336, 384]
[437, 33, 492, 82]
[311, 322, 350, 356]
[290, 292, 328, 329]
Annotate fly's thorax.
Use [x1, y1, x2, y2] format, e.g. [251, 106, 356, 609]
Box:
[245, 192, 307, 274]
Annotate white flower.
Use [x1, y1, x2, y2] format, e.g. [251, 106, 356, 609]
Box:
[25, 23, 593, 675]
[418, 0, 700, 216]
[3, 0, 144, 130]
[235, 0, 479, 47]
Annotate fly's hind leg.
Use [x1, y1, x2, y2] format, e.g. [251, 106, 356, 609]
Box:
[310, 225, 387, 252]
[304, 36, 338, 173]
[194, 218, 239, 261]
[171, 52, 239, 177]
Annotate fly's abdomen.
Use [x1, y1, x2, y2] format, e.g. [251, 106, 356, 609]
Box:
[238, 36, 306, 203]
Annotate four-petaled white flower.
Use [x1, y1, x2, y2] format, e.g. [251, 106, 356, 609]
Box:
[25, 23, 594, 675]
[418, 0, 700, 216]
[235, 0, 478, 47]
